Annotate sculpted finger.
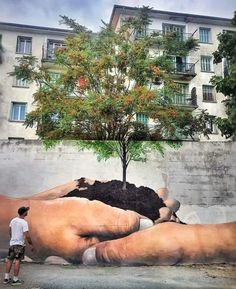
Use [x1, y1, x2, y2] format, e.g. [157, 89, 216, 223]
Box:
[83, 222, 236, 265]
[71, 198, 141, 238]
[29, 178, 96, 200]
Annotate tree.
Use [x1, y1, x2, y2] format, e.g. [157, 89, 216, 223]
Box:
[210, 11, 236, 138]
[10, 6, 209, 190]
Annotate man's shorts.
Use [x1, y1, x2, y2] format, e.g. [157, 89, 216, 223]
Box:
[7, 245, 25, 261]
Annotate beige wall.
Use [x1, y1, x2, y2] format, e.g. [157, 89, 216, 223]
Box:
[0, 140, 235, 224]
[1, 14, 236, 141]
[118, 12, 236, 141]
[0, 25, 67, 139]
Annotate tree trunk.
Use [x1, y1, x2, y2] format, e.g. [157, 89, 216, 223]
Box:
[120, 141, 127, 191]
[122, 160, 127, 190]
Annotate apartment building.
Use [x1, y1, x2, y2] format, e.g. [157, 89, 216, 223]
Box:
[0, 6, 235, 141]
[110, 5, 236, 141]
[0, 22, 70, 139]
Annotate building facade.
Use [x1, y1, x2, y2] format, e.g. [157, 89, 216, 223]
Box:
[0, 6, 235, 140]
[110, 5, 236, 141]
[0, 22, 70, 139]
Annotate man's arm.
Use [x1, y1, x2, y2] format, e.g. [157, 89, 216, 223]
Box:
[9, 227, 11, 238]
[24, 231, 33, 250]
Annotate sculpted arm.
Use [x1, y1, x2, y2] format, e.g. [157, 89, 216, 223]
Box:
[83, 222, 236, 265]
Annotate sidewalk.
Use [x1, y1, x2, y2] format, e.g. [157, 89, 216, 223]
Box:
[0, 262, 236, 289]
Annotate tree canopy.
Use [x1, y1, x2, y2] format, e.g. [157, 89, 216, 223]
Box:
[10, 6, 210, 189]
[211, 11, 236, 138]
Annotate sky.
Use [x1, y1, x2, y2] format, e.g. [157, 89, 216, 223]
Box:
[0, 0, 235, 32]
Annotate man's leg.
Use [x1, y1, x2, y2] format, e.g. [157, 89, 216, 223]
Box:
[4, 246, 14, 283]
[4, 258, 13, 283]
[11, 245, 25, 285]
[11, 259, 24, 285]
[5, 258, 13, 273]
[13, 259, 20, 279]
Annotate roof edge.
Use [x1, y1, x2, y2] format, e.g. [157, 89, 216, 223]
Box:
[0, 21, 71, 33]
[110, 4, 233, 22]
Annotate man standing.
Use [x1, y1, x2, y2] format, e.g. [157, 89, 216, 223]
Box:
[3, 206, 33, 285]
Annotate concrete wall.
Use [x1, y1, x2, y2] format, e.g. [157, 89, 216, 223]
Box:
[0, 140, 235, 224]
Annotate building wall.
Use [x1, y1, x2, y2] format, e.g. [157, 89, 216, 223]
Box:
[117, 10, 236, 141]
[0, 24, 68, 139]
[1, 13, 236, 141]
[0, 140, 235, 224]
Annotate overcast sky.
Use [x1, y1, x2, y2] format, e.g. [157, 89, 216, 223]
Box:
[0, 0, 235, 31]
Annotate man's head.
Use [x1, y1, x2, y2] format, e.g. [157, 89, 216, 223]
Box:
[18, 206, 29, 217]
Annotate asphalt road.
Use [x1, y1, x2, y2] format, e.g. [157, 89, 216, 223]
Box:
[0, 262, 236, 289]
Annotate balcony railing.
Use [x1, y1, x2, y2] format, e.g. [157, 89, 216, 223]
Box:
[42, 43, 65, 62]
[42, 46, 57, 62]
[135, 29, 193, 41]
[172, 62, 196, 75]
[172, 94, 197, 107]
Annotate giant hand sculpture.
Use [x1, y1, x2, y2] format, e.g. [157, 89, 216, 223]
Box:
[0, 178, 235, 265]
[0, 195, 143, 263]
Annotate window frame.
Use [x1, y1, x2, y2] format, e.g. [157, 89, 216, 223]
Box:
[136, 113, 149, 125]
[12, 76, 29, 88]
[162, 23, 185, 34]
[173, 83, 189, 105]
[46, 39, 65, 60]
[199, 27, 211, 43]
[10, 102, 27, 122]
[48, 72, 61, 82]
[205, 117, 218, 134]
[16, 36, 32, 55]
[202, 85, 215, 102]
[201, 56, 213, 72]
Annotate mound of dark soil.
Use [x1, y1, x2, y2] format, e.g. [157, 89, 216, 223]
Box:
[62, 178, 166, 221]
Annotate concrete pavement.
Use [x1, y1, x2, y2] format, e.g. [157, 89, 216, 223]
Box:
[0, 262, 236, 289]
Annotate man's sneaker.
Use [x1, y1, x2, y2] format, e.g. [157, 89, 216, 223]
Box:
[11, 279, 23, 286]
[3, 278, 11, 284]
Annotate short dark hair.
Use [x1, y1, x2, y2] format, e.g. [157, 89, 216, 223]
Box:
[18, 206, 29, 216]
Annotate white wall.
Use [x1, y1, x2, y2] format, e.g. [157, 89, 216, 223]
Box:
[0, 140, 235, 224]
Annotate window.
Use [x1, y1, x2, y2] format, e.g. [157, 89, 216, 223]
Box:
[173, 83, 189, 105]
[49, 72, 60, 82]
[199, 28, 211, 43]
[205, 117, 218, 134]
[10, 102, 27, 121]
[46, 39, 65, 60]
[12, 76, 29, 88]
[171, 56, 186, 73]
[222, 58, 230, 77]
[163, 24, 185, 34]
[16, 36, 32, 54]
[136, 113, 148, 125]
[201, 56, 212, 72]
[203, 85, 215, 102]
[163, 24, 185, 41]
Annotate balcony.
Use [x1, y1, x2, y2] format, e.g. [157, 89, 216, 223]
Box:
[135, 29, 193, 41]
[41, 47, 58, 68]
[42, 47, 55, 62]
[171, 62, 196, 80]
[172, 93, 197, 109]
[41, 41, 65, 68]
